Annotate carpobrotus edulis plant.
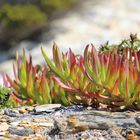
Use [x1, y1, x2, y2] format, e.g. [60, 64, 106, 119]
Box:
[3, 34, 140, 111]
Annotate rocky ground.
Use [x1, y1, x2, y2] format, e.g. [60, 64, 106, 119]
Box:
[0, 104, 140, 140]
[1, 0, 140, 84]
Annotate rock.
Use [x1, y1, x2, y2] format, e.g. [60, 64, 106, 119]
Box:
[0, 131, 8, 136]
[135, 116, 140, 125]
[53, 117, 67, 133]
[74, 125, 89, 133]
[0, 122, 9, 132]
[0, 110, 4, 115]
[18, 119, 31, 127]
[33, 117, 50, 123]
[1, 105, 140, 139]
[8, 126, 34, 136]
[87, 106, 92, 110]
[37, 122, 54, 127]
[67, 115, 79, 128]
[4, 109, 23, 117]
[34, 104, 61, 113]
[0, 118, 7, 123]
[0, 136, 10, 140]
[53, 129, 125, 140]
[10, 121, 20, 127]
[105, 129, 125, 140]
[126, 130, 138, 140]
[33, 134, 44, 140]
[18, 108, 27, 114]
[25, 106, 34, 112]
[48, 126, 61, 137]
[67, 115, 110, 131]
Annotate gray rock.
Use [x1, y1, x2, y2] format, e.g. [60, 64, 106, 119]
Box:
[8, 126, 34, 136]
[1, 106, 140, 139]
[4, 109, 23, 117]
[34, 104, 61, 113]
[135, 115, 140, 125]
[53, 129, 125, 140]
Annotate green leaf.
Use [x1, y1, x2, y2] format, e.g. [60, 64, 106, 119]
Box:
[41, 47, 66, 81]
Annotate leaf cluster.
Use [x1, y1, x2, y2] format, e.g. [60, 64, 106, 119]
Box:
[3, 34, 140, 111]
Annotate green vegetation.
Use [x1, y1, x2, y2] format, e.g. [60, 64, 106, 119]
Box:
[99, 34, 140, 53]
[0, 0, 76, 46]
[3, 35, 140, 111]
[0, 1, 75, 29]
[0, 4, 46, 28]
[39, 0, 75, 10]
[0, 86, 11, 109]
[3, 49, 70, 107]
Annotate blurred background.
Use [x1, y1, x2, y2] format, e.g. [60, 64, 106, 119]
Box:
[0, 0, 140, 84]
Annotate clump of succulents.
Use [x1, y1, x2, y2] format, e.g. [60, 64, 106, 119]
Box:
[41, 35, 140, 111]
[41, 43, 97, 106]
[3, 49, 69, 106]
[84, 44, 140, 111]
[3, 34, 140, 111]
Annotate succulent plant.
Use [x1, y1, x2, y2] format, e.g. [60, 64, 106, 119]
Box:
[84, 44, 140, 110]
[3, 50, 53, 106]
[3, 49, 70, 106]
[42, 38, 140, 110]
[42, 43, 101, 106]
[3, 35, 140, 111]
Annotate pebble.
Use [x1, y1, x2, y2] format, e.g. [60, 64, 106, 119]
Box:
[34, 104, 61, 113]
[4, 109, 23, 117]
[25, 106, 34, 112]
[135, 116, 140, 125]
[18, 108, 27, 114]
[8, 126, 34, 136]
[126, 130, 138, 140]
[0, 122, 9, 132]
[37, 122, 54, 127]
[87, 106, 92, 110]
[10, 121, 20, 126]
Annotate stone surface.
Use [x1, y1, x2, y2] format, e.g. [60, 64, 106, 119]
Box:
[34, 104, 61, 113]
[8, 126, 34, 136]
[0, 105, 140, 139]
[0, 122, 9, 132]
